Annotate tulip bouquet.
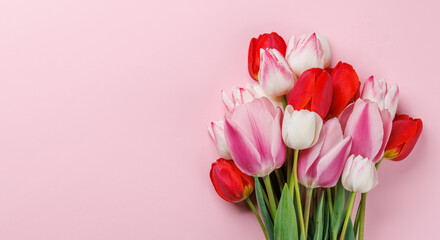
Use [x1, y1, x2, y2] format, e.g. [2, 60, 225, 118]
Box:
[208, 32, 422, 240]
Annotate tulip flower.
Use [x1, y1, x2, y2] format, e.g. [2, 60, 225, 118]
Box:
[286, 33, 331, 77]
[384, 114, 423, 161]
[248, 32, 287, 80]
[288, 68, 332, 119]
[342, 155, 379, 193]
[221, 86, 256, 111]
[208, 121, 231, 159]
[282, 105, 323, 150]
[258, 48, 296, 97]
[245, 82, 284, 109]
[210, 158, 255, 203]
[360, 76, 399, 119]
[298, 118, 352, 188]
[224, 97, 286, 177]
[339, 99, 392, 164]
[327, 62, 360, 118]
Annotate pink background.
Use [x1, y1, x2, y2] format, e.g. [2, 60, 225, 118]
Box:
[0, 0, 438, 239]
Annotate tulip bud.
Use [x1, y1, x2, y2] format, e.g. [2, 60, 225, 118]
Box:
[288, 68, 333, 119]
[327, 62, 360, 118]
[342, 154, 379, 193]
[282, 105, 323, 150]
[360, 76, 399, 119]
[221, 86, 256, 111]
[286, 33, 331, 77]
[248, 32, 287, 80]
[298, 118, 352, 188]
[208, 121, 231, 160]
[258, 48, 296, 97]
[384, 114, 423, 161]
[224, 98, 286, 177]
[210, 158, 255, 203]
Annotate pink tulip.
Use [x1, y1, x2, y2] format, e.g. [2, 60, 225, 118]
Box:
[360, 76, 399, 119]
[258, 48, 296, 97]
[224, 97, 286, 177]
[208, 121, 231, 160]
[297, 118, 352, 188]
[221, 86, 256, 111]
[339, 99, 392, 164]
[286, 33, 331, 77]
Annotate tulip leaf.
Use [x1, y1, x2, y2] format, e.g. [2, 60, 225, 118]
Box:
[313, 193, 325, 240]
[344, 217, 355, 240]
[331, 182, 346, 239]
[255, 176, 274, 240]
[323, 200, 330, 240]
[274, 185, 298, 240]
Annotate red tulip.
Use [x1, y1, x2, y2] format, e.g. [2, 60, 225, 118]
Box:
[384, 114, 423, 161]
[210, 158, 255, 203]
[327, 62, 360, 118]
[288, 68, 332, 119]
[248, 32, 287, 81]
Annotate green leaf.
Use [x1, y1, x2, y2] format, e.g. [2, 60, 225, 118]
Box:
[331, 182, 346, 239]
[344, 217, 355, 240]
[274, 185, 298, 240]
[313, 193, 325, 240]
[323, 201, 330, 240]
[255, 176, 274, 240]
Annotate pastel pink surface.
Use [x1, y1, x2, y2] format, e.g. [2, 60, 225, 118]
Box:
[0, 0, 438, 239]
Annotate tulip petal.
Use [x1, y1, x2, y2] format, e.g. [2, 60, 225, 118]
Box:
[338, 102, 354, 132]
[271, 107, 286, 169]
[288, 69, 315, 110]
[259, 49, 295, 97]
[224, 116, 262, 176]
[314, 136, 352, 188]
[221, 90, 235, 111]
[384, 83, 399, 119]
[386, 120, 418, 150]
[208, 121, 232, 159]
[328, 62, 360, 117]
[392, 119, 423, 161]
[310, 70, 332, 118]
[344, 99, 384, 160]
[372, 109, 392, 163]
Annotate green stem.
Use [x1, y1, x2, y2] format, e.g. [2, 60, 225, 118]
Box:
[358, 193, 367, 240]
[287, 148, 293, 185]
[353, 198, 362, 236]
[326, 188, 334, 217]
[339, 192, 356, 240]
[356, 159, 381, 238]
[246, 198, 268, 240]
[290, 149, 306, 240]
[263, 175, 277, 219]
[304, 188, 313, 236]
[275, 169, 285, 193]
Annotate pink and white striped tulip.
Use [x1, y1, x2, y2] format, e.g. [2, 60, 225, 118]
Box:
[208, 121, 231, 160]
[342, 155, 379, 193]
[245, 83, 284, 109]
[286, 33, 331, 77]
[221, 86, 256, 111]
[224, 97, 286, 177]
[339, 98, 392, 164]
[297, 118, 352, 188]
[258, 48, 296, 97]
[360, 76, 399, 119]
[282, 105, 323, 150]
